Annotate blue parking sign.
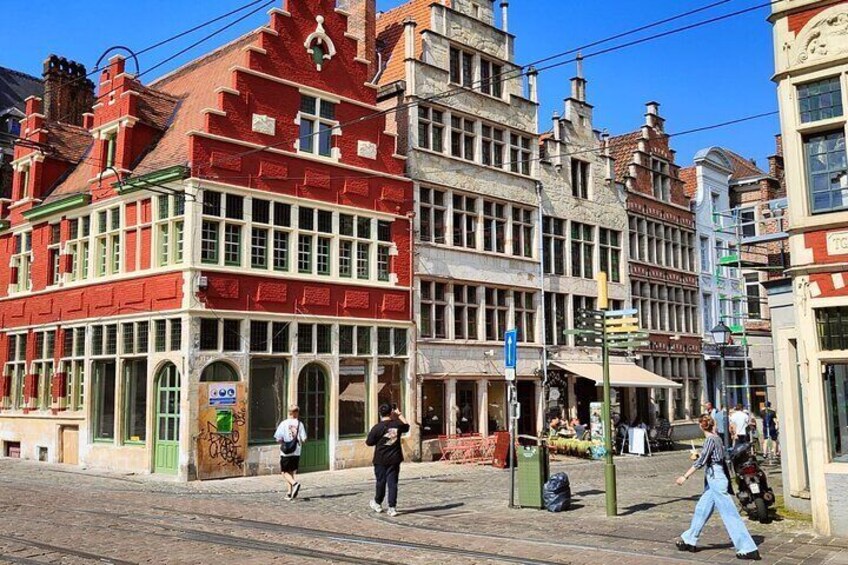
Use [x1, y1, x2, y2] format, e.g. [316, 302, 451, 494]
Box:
[504, 328, 517, 369]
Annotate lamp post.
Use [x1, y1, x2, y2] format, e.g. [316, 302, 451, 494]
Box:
[710, 321, 732, 448]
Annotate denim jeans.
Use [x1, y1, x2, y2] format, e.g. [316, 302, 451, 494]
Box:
[374, 463, 400, 508]
[681, 465, 758, 554]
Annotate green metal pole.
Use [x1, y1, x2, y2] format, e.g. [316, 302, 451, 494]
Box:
[602, 314, 617, 517]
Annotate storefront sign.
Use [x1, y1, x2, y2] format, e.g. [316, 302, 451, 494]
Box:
[590, 401, 604, 441]
[209, 383, 237, 406]
[826, 231, 848, 256]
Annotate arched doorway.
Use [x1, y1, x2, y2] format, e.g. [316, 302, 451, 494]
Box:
[200, 361, 239, 382]
[298, 364, 329, 472]
[154, 363, 181, 474]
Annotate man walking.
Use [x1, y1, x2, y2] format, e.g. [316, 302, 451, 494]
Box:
[762, 401, 779, 458]
[274, 405, 307, 501]
[729, 403, 751, 446]
[366, 404, 410, 517]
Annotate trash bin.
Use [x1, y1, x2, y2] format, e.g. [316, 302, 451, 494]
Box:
[517, 438, 549, 509]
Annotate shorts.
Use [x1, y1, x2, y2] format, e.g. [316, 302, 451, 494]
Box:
[280, 455, 300, 474]
[765, 429, 778, 441]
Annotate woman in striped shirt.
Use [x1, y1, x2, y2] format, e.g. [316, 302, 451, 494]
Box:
[675, 414, 761, 560]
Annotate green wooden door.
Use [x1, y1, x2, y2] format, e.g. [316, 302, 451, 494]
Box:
[298, 364, 329, 472]
[154, 363, 181, 474]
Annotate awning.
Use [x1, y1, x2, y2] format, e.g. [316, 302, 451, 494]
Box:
[550, 361, 682, 389]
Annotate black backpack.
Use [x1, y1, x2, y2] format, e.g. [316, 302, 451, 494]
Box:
[281, 422, 302, 455]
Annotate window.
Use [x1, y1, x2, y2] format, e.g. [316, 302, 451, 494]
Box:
[296, 323, 332, 354]
[92, 360, 117, 441]
[3, 334, 26, 409]
[449, 46, 474, 87]
[121, 321, 149, 355]
[482, 200, 506, 253]
[11, 231, 32, 292]
[199, 319, 219, 351]
[417, 106, 444, 152]
[299, 94, 336, 157]
[201, 220, 219, 264]
[542, 217, 566, 275]
[544, 292, 568, 346]
[454, 284, 478, 340]
[598, 228, 621, 283]
[485, 287, 508, 341]
[745, 274, 762, 320]
[450, 116, 475, 161]
[700, 237, 711, 273]
[512, 206, 533, 258]
[94, 207, 121, 276]
[480, 58, 503, 97]
[422, 380, 445, 439]
[249, 359, 287, 444]
[200, 362, 239, 382]
[419, 187, 446, 244]
[339, 359, 367, 437]
[47, 223, 61, 286]
[224, 224, 242, 266]
[571, 159, 590, 198]
[30, 331, 54, 409]
[67, 216, 91, 281]
[817, 307, 848, 350]
[222, 319, 241, 351]
[514, 291, 535, 343]
[104, 131, 117, 169]
[570, 222, 594, 278]
[799, 77, 843, 124]
[824, 364, 848, 462]
[456, 381, 477, 433]
[738, 207, 756, 238]
[155, 194, 185, 266]
[123, 359, 147, 443]
[377, 361, 404, 413]
[18, 164, 30, 199]
[572, 295, 597, 345]
[805, 131, 848, 214]
[481, 125, 505, 168]
[509, 134, 531, 176]
[651, 158, 671, 201]
[703, 293, 713, 332]
[420, 281, 447, 339]
[452, 193, 477, 248]
[60, 328, 85, 411]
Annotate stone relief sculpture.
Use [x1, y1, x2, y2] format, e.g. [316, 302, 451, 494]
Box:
[304, 15, 337, 71]
[797, 8, 848, 63]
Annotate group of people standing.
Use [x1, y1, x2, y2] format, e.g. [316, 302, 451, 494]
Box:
[705, 401, 780, 456]
[273, 403, 410, 516]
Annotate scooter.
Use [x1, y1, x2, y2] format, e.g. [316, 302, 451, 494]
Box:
[727, 441, 775, 523]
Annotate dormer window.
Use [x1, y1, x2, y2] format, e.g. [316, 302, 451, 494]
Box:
[298, 95, 337, 158]
[104, 131, 118, 169]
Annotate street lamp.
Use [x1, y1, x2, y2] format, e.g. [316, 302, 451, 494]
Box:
[711, 321, 732, 448]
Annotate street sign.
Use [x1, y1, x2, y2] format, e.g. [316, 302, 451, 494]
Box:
[604, 308, 638, 317]
[505, 368, 516, 381]
[209, 383, 237, 407]
[504, 328, 517, 369]
[605, 317, 639, 325]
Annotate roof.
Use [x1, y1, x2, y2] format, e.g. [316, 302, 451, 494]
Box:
[607, 130, 641, 181]
[724, 149, 765, 181]
[137, 32, 257, 173]
[376, 0, 447, 86]
[0, 66, 42, 115]
[679, 166, 696, 198]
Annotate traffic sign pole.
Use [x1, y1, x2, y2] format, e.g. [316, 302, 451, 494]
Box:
[597, 272, 617, 517]
[504, 328, 518, 509]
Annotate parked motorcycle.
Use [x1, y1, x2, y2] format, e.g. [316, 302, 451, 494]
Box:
[727, 441, 775, 523]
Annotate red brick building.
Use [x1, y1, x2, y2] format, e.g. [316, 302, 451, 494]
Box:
[610, 102, 700, 433]
[0, 0, 413, 479]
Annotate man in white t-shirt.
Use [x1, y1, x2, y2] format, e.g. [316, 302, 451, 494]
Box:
[274, 405, 307, 501]
[729, 403, 750, 447]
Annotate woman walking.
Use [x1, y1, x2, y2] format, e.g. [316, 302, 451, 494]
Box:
[676, 414, 760, 561]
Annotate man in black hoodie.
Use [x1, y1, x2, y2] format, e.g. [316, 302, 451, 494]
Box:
[366, 403, 410, 517]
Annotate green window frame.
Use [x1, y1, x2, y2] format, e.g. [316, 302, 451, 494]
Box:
[92, 360, 117, 442]
[123, 359, 148, 444]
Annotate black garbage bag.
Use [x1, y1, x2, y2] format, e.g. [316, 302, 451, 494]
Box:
[543, 472, 572, 512]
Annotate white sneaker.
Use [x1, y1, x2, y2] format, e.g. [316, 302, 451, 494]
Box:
[369, 500, 383, 513]
[387, 507, 398, 517]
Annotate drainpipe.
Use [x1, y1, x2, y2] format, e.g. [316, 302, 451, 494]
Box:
[536, 180, 548, 431]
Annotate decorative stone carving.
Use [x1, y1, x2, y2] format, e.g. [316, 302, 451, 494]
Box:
[357, 140, 377, 160]
[304, 16, 336, 71]
[251, 114, 276, 136]
[796, 6, 848, 64]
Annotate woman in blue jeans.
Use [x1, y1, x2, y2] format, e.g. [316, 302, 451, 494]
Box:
[676, 414, 760, 561]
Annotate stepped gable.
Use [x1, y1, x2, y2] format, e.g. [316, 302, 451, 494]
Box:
[376, 0, 445, 86]
[607, 130, 641, 181]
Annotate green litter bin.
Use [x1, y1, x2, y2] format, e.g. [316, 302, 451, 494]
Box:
[517, 442, 549, 509]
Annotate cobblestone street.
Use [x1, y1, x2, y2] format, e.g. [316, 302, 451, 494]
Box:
[1, 451, 846, 565]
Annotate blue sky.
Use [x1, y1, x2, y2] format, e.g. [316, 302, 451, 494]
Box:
[0, 0, 778, 167]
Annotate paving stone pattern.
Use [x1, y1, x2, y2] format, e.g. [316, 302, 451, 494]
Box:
[0, 452, 846, 564]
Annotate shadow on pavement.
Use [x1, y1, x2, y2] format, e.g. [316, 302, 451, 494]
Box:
[618, 495, 700, 516]
[399, 502, 466, 515]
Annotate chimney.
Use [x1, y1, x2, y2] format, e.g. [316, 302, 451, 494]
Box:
[645, 101, 664, 133]
[570, 52, 587, 102]
[527, 66, 538, 103]
[552, 111, 561, 141]
[500, 1, 509, 32]
[347, 0, 377, 81]
[42, 55, 95, 126]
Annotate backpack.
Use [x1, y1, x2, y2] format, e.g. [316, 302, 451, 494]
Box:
[281, 422, 302, 455]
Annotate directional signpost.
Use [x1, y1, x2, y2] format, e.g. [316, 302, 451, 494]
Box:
[564, 273, 650, 517]
[504, 328, 518, 508]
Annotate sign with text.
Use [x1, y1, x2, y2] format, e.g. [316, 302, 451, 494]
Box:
[827, 230, 848, 256]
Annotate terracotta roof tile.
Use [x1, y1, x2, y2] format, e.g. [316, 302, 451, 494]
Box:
[722, 149, 765, 181]
[679, 166, 697, 198]
[376, 0, 446, 86]
[607, 130, 641, 182]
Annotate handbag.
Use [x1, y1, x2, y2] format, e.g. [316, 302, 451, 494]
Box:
[281, 422, 302, 455]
